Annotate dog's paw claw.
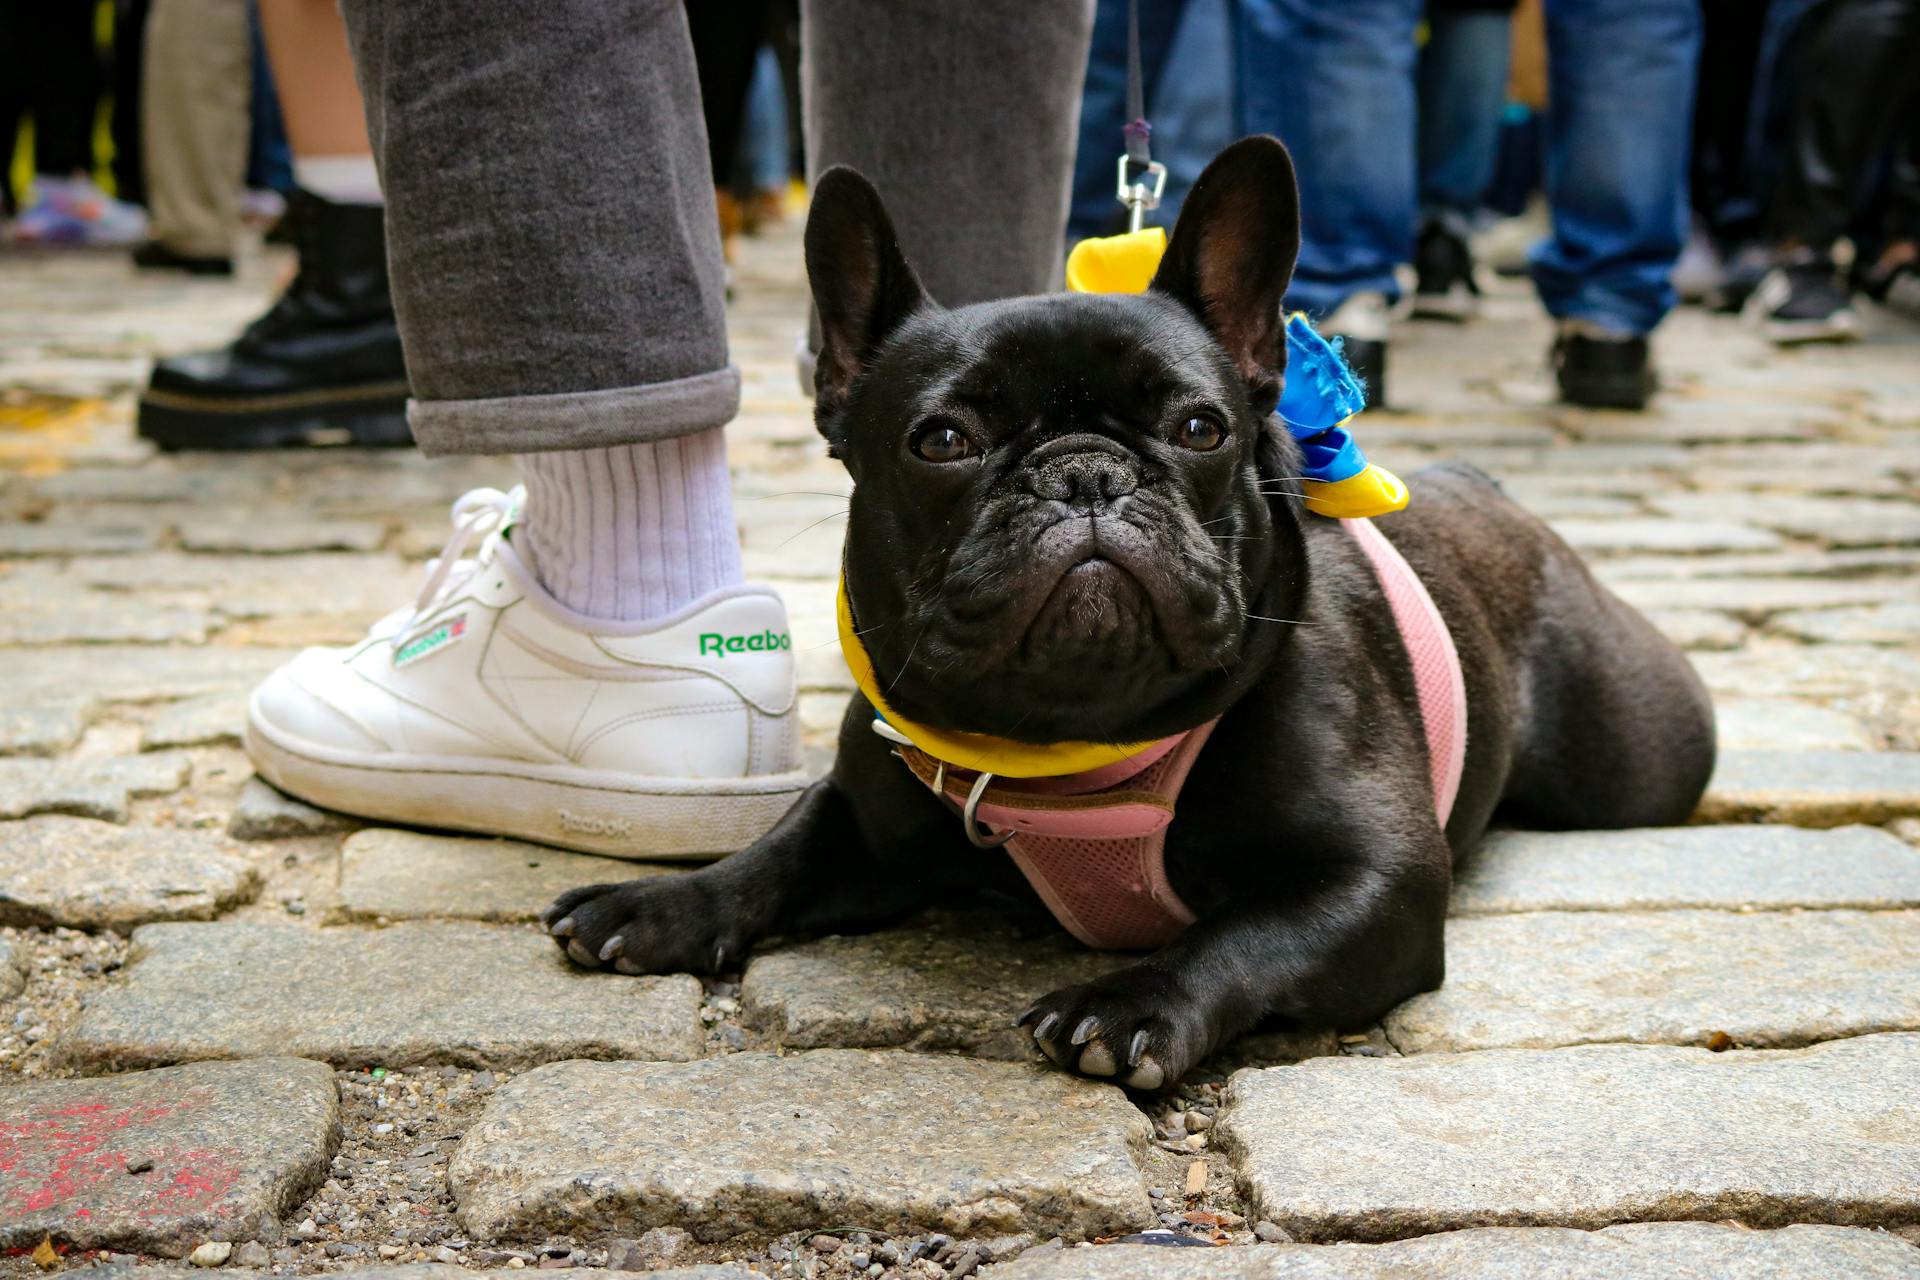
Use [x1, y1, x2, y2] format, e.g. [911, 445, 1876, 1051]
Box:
[537, 877, 749, 978]
[1024, 970, 1209, 1091]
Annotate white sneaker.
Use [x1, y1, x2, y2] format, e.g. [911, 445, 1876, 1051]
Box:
[245, 487, 808, 858]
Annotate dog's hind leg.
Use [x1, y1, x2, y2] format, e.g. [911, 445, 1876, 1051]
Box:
[1500, 545, 1717, 830]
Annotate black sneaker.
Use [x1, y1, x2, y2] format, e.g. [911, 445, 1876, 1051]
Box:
[1323, 291, 1390, 409]
[1742, 253, 1860, 344]
[1551, 322, 1655, 411]
[1411, 220, 1479, 321]
[132, 240, 234, 277]
[1855, 256, 1920, 322]
[137, 190, 412, 450]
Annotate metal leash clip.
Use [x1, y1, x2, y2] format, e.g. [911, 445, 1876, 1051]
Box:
[1115, 154, 1167, 233]
[931, 761, 1016, 850]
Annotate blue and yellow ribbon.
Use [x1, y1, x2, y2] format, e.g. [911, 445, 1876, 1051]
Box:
[1064, 232, 1408, 519]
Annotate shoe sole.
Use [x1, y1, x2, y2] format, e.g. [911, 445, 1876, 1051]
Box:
[1555, 368, 1655, 411]
[245, 696, 810, 860]
[1409, 287, 1478, 322]
[138, 382, 413, 450]
[1761, 314, 1861, 346]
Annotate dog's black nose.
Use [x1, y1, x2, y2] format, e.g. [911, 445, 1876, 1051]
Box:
[1028, 448, 1140, 515]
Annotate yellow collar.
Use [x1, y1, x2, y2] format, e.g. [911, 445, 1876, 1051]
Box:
[836, 577, 1161, 778]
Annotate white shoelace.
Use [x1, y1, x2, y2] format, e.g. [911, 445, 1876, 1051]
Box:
[388, 486, 517, 652]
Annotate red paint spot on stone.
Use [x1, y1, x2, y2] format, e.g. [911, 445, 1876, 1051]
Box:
[0, 1088, 239, 1228]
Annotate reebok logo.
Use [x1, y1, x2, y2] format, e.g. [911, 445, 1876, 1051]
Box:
[393, 613, 468, 667]
[557, 810, 636, 838]
[699, 630, 791, 658]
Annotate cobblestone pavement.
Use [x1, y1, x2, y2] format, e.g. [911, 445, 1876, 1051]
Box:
[2, 218, 1919, 1279]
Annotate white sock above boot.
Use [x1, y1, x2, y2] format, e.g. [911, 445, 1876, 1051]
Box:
[514, 432, 744, 622]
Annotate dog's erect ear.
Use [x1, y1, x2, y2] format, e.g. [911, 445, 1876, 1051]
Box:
[805, 167, 932, 419]
[1149, 136, 1301, 415]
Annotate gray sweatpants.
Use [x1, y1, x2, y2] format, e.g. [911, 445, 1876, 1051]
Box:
[339, 0, 1095, 457]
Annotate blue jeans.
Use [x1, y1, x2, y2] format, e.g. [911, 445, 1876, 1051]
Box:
[1418, 8, 1510, 230]
[1238, 0, 1700, 335]
[1235, 0, 1421, 318]
[1069, 0, 1235, 240]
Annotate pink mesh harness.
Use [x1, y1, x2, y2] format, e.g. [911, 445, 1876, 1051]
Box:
[897, 516, 1468, 950]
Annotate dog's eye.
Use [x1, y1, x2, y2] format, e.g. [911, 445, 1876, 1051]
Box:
[1174, 415, 1225, 452]
[910, 423, 979, 464]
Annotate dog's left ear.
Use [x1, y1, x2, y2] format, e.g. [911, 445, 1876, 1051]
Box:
[805, 167, 932, 425]
[1150, 136, 1301, 416]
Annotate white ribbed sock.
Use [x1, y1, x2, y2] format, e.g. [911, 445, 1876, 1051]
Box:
[514, 433, 744, 622]
[293, 154, 384, 206]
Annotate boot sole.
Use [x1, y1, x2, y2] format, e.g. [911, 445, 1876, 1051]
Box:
[138, 382, 412, 450]
[245, 696, 810, 860]
[1556, 369, 1654, 411]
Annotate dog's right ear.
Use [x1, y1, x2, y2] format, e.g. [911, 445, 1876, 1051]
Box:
[805, 167, 931, 426]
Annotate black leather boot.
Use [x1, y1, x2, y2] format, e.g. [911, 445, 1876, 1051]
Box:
[138, 191, 411, 449]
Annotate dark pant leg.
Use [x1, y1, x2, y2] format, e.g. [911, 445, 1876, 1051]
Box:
[801, 0, 1097, 307]
[686, 0, 769, 190]
[339, 0, 734, 456]
[24, 0, 102, 175]
[1768, 0, 1920, 248]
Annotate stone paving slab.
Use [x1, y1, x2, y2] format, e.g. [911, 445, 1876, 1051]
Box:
[1452, 825, 1920, 915]
[0, 698, 91, 757]
[1689, 645, 1920, 701]
[1641, 608, 1745, 650]
[990, 1224, 1920, 1279]
[0, 815, 261, 929]
[1217, 1033, 1920, 1242]
[174, 514, 389, 555]
[1387, 908, 1920, 1052]
[449, 1051, 1153, 1244]
[1772, 603, 1920, 646]
[140, 692, 247, 750]
[225, 777, 356, 841]
[336, 829, 674, 923]
[0, 752, 191, 823]
[1609, 576, 1918, 614]
[1548, 519, 1783, 556]
[0, 1057, 338, 1256]
[1653, 494, 1920, 548]
[740, 913, 1128, 1060]
[0, 600, 211, 645]
[6, 646, 290, 706]
[1700, 751, 1920, 824]
[1714, 698, 1873, 752]
[59, 921, 703, 1071]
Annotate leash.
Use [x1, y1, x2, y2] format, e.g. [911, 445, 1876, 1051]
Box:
[1118, 0, 1167, 233]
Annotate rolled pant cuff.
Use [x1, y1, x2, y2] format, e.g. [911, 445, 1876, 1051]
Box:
[406, 365, 741, 457]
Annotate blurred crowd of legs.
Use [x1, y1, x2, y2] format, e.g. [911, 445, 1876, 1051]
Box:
[2, 0, 1915, 449]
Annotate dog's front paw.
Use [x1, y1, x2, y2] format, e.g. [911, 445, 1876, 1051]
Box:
[541, 877, 749, 976]
[1020, 969, 1211, 1091]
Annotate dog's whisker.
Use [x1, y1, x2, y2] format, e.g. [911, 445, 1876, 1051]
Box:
[1245, 613, 1315, 626]
[772, 509, 849, 550]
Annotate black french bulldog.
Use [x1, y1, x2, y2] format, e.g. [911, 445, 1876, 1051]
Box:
[544, 137, 1715, 1089]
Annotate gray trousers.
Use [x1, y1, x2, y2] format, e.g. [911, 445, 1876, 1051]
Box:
[339, 0, 1095, 457]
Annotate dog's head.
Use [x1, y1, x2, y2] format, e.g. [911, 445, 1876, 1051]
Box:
[807, 137, 1308, 746]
